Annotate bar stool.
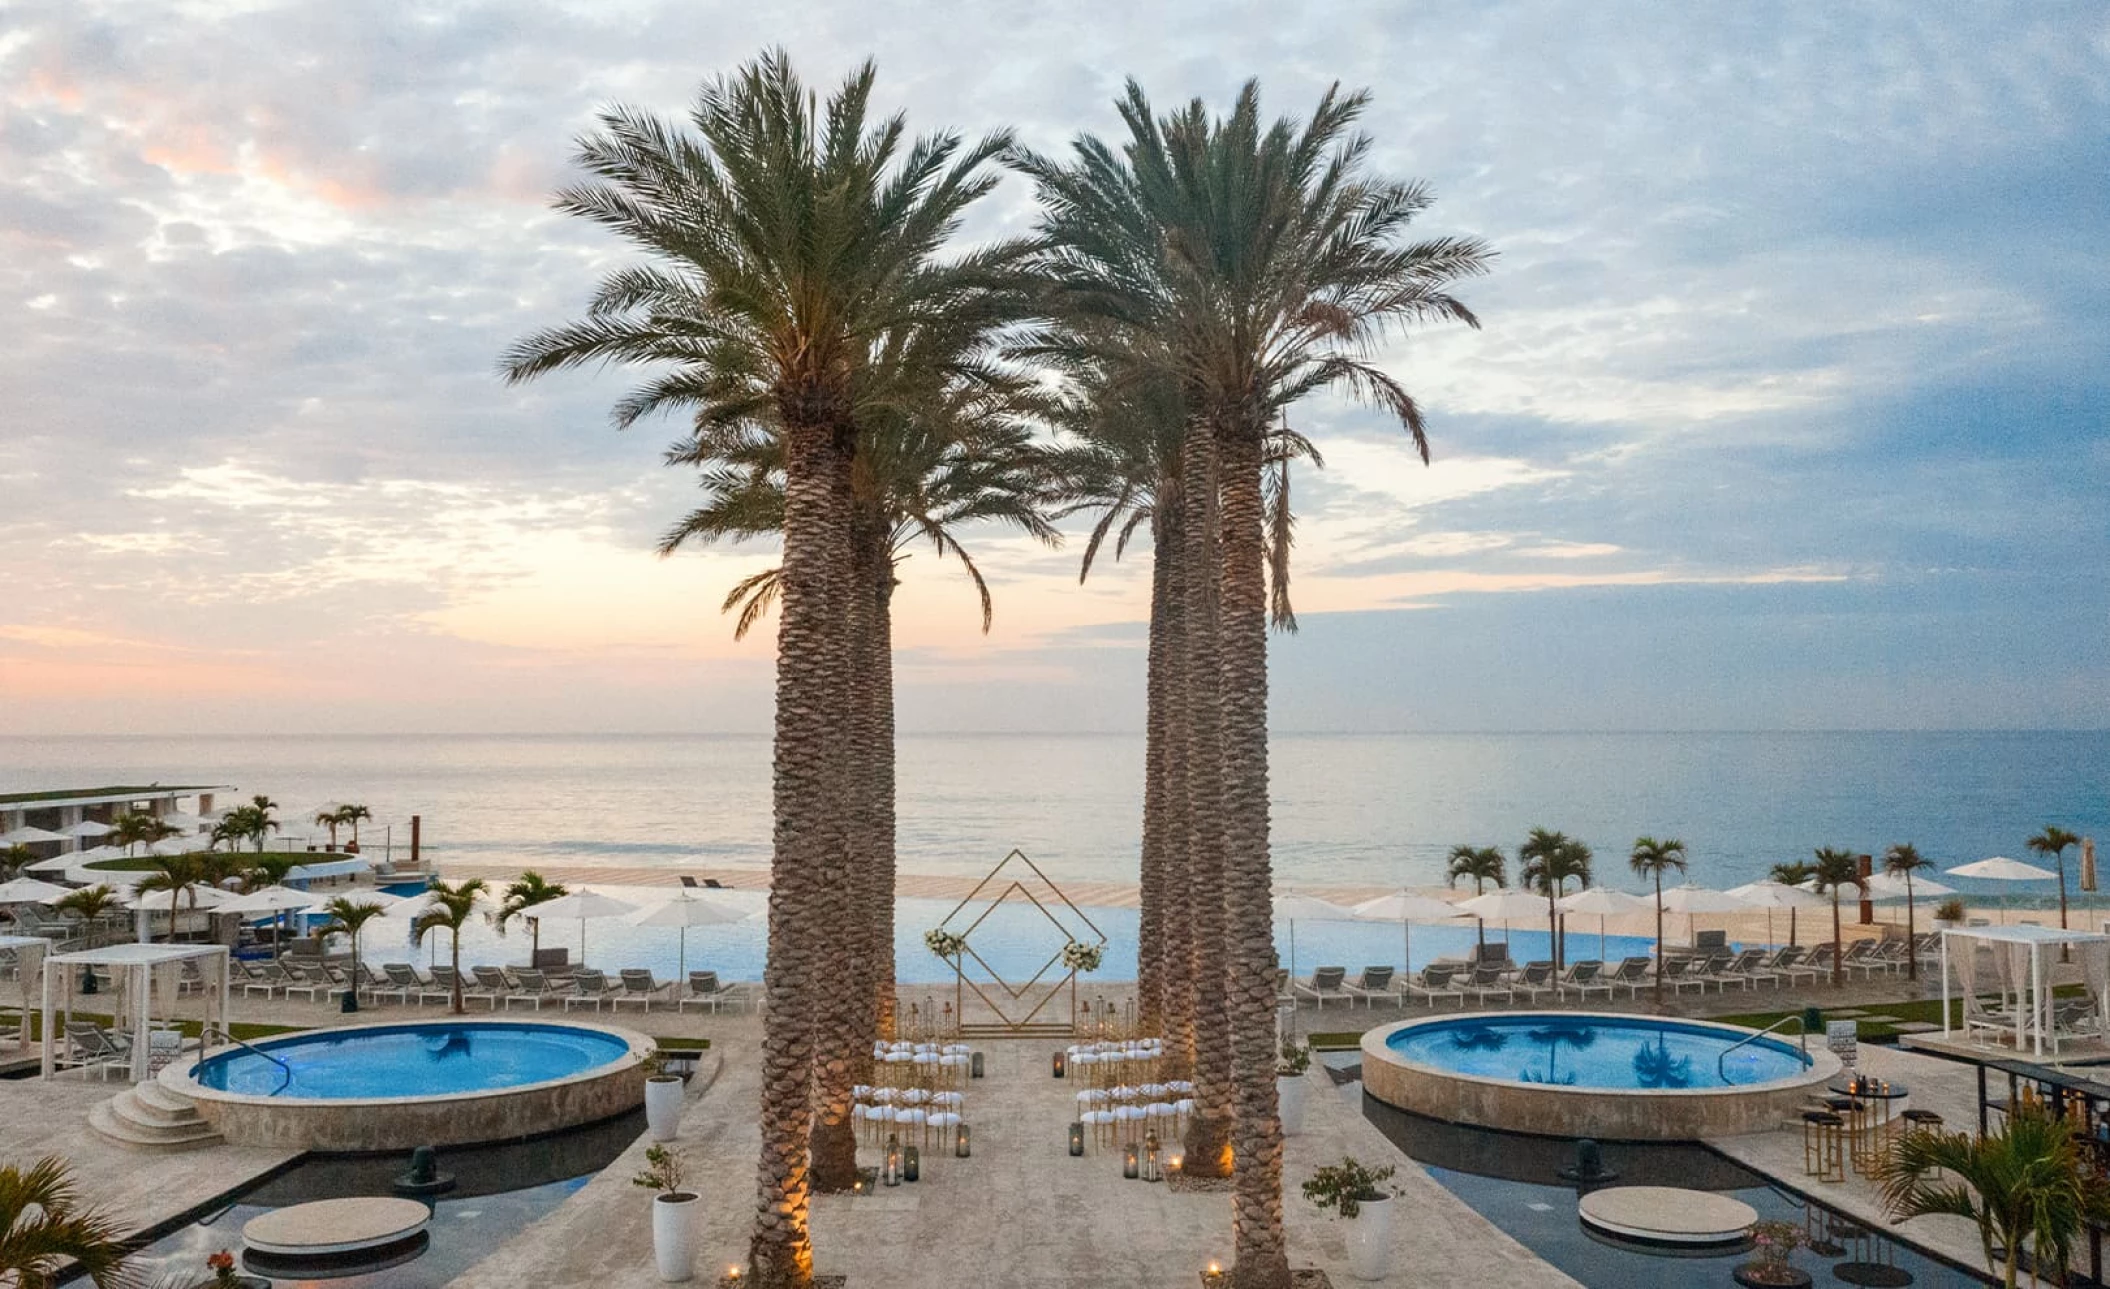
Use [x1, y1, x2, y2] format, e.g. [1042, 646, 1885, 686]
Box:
[1901, 1108, 1945, 1177]
[1803, 1109, 1847, 1183]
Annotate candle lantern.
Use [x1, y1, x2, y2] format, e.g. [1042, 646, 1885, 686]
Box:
[971, 1051, 984, 1079]
[1053, 1050, 1066, 1079]
[1168, 1152, 1185, 1177]
[1068, 1121, 1085, 1157]
[903, 1144, 920, 1183]
[1142, 1130, 1163, 1182]
[955, 1122, 971, 1158]
[883, 1133, 902, 1187]
[1122, 1143, 1140, 1180]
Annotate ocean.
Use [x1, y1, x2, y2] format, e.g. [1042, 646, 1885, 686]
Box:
[5, 731, 2103, 981]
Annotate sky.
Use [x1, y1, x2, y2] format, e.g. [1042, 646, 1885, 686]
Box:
[1, 1, 2105, 735]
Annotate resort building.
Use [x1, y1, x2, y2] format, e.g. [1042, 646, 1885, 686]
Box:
[0, 784, 231, 855]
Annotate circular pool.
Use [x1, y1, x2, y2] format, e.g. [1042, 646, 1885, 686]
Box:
[169, 1019, 654, 1151]
[1361, 1012, 1840, 1141]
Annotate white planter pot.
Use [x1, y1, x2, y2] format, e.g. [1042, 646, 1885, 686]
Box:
[1346, 1194, 1393, 1282]
[652, 1192, 699, 1282]
[645, 1076, 684, 1142]
[1277, 1074, 1309, 1137]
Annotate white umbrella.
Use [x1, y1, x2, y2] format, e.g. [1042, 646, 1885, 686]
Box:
[1349, 891, 1464, 972]
[1726, 879, 1829, 946]
[1655, 884, 1751, 955]
[0, 878, 73, 905]
[1864, 871, 1956, 899]
[1271, 893, 1355, 980]
[0, 826, 66, 845]
[60, 820, 113, 839]
[157, 812, 204, 831]
[526, 889, 640, 962]
[627, 892, 751, 980]
[1946, 857, 2057, 924]
[1455, 887, 1547, 953]
[127, 886, 231, 912]
[1557, 886, 1650, 961]
[220, 885, 331, 915]
[146, 836, 198, 857]
[25, 853, 83, 873]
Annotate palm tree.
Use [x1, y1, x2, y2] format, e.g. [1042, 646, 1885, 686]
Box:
[314, 809, 344, 849]
[337, 804, 372, 850]
[1016, 82, 1489, 1285]
[1769, 860, 1815, 945]
[502, 52, 1027, 1283]
[495, 871, 570, 965]
[1628, 837, 1689, 1006]
[0, 843, 33, 882]
[1520, 830, 1592, 971]
[2028, 826, 2083, 933]
[52, 885, 123, 948]
[1446, 845, 1507, 950]
[241, 853, 298, 892]
[245, 795, 280, 853]
[412, 879, 488, 1016]
[1876, 1106, 2110, 1289]
[1810, 847, 1866, 988]
[0, 1155, 134, 1288]
[109, 810, 176, 858]
[135, 853, 210, 938]
[320, 897, 389, 1012]
[1884, 842, 1933, 981]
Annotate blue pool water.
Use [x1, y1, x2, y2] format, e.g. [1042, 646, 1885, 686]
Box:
[194, 1023, 632, 1098]
[1386, 1015, 1808, 1089]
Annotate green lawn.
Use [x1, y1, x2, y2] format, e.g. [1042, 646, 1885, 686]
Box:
[3, 1009, 300, 1043]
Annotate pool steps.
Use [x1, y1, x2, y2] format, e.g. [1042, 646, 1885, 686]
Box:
[88, 1081, 223, 1151]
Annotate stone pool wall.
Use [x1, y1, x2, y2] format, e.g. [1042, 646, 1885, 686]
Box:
[1360, 1012, 1842, 1141]
[166, 1019, 654, 1152]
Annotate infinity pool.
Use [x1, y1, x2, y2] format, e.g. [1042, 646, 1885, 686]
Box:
[1383, 1015, 1808, 1090]
[194, 1022, 634, 1098]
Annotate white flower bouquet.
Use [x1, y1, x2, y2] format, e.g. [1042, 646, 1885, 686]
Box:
[1061, 940, 1104, 973]
[924, 929, 967, 960]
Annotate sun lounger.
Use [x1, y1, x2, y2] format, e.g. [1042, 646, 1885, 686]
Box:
[504, 968, 558, 1010]
[430, 965, 499, 1009]
[1761, 945, 1818, 987]
[563, 969, 621, 1011]
[1510, 961, 1558, 1003]
[1341, 966, 1396, 1008]
[472, 965, 517, 1000]
[1604, 956, 1653, 998]
[1556, 959, 1613, 1002]
[1401, 964, 1465, 1008]
[1466, 942, 1513, 971]
[1292, 966, 1350, 1008]
[239, 960, 288, 998]
[1715, 948, 1776, 990]
[280, 962, 334, 1002]
[1657, 956, 1711, 995]
[1838, 941, 1888, 980]
[614, 969, 669, 1012]
[1274, 968, 1292, 1004]
[677, 970, 742, 1013]
[1465, 965, 1514, 1005]
[64, 1022, 132, 1080]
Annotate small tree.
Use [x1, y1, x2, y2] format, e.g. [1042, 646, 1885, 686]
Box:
[1629, 836, 1689, 1007]
[1520, 829, 1591, 970]
[320, 897, 389, 1008]
[632, 1144, 692, 1198]
[135, 853, 209, 936]
[2027, 826, 2082, 934]
[495, 871, 570, 965]
[52, 885, 123, 948]
[109, 811, 176, 858]
[1446, 845, 1505, 950]
[245, 795, 280, 853]
[1810, 847, 1865, 989]
[1884, 842, 1933, 980]
[0, 1155, 135, 1288]
[1301, 1156, 1397, 1220]
[337, 804, 372, 850]
[314, 809, 343, 849]
[1769, 861, 1815, 944]
[0, 843, 33, 882]
[412, 879, 488, 1015]
[1876, 1106, 2110, 1289]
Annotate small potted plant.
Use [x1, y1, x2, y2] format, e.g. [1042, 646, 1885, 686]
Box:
[1934, 897, 1966, 930]
[1303, 1156, 1398, 1282]
[1277, 1038, 1312, 1136]
[643, 1051, 684, 1143]
[634, 1144, 698, 1282]
[1734, 1219, 1812, 1287]
[196, 1248, 266, 1289]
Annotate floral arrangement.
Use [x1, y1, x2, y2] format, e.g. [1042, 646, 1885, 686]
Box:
[923, 929, 967, 960]
[206, 1250, 242, 1288]
[1745, 1219, 1809, 1274]
[1060, 940, 1103, 973]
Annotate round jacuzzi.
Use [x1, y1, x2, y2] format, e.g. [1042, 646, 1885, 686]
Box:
[1361, 1012, 1840, 1141]
[168, 1019, 654, 1151]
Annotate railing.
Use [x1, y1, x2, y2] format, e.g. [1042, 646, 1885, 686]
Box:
[196, 1023, 292, 1096]
[1718, 1013, 1812, 1085]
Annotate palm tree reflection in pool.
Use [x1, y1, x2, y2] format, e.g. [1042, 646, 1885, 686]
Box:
[1630, 1032, 1693, 1088]
[424, 1030, 475, 1063]
[1519, 1023, 1597, 1086]
[1448, 1025, 1509, 1054]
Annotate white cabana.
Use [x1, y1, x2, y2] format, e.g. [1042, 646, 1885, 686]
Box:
[1939, 924, 2110, 1057]
[1349, 891, 1464, 971]
[1556, 887, 1649, 961]
[1271, 893, 1356, 979]
[0, 934, 48, 1048]
[627, 892, 752, 980]
[40, 942, 229, 1082]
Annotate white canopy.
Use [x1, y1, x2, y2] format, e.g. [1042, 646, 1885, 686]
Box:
[60, 820, 113, 839]
[40, 943, 230, 1083]
[1940, 925, 2110, 1057]
[0, 878, 73, 905]
[1947, 856, 2058, 881]
[24, 854, 81, 873]
[0, 826, 67, 845]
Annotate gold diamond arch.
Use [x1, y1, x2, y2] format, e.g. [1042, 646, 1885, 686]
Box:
[934, 849, 1107, 1038]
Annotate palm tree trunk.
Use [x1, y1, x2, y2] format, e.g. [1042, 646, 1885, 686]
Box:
[1135, 516, 1176, 1037]
[803, 455, 867, 1199]
[1178, 420, 1234, 1178]
[451, 931, 464, 1015]
[1217, 425, 1288, 1288]
[1832, 893, 1844, 989]
[1653, 873, 1664, 1008]
[531, 920, 541, 966]
[870, 558, 899, 1041]
[750, 413, 854, 1288]
[1905, 877, 1918, 982]
[1157, 502, 1198, 1083]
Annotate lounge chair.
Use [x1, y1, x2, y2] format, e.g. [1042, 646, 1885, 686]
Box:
[679, 875, 699, 889]
[239, 960, 288, 998]
[1716, 948, 1776, 990]
[472, 965, 518, 1001]
[563, 969, 621, 1011]
[1464, 965, 1514, 1005]
[1466, 942, 1513, 971]
[1401, 964, 1465, 1008]
[431, 965, 499, 1010]
[360, 963, 407, 1004]
[280, 962, 333, 1002]
[1274, 968, 1292, 1005]
[1556, 959, 1613, 1002]
[1839, 940, 1891, 980]
[1292, 966, 1350, 1009]
[1802, 944, 1840, 982]
[1341, 967, 1396, 1008]
[384, 962, 444, 1005]
[1510, 961, 1558, 1003]
[1763, 944, 1819, 987]
[1603, 956, 1653, 998]
[1656, 956, 1711, 995]
[677, 970, 741, 1014]
[505, 968, 559, 1010]
[64, 1022, 131, 1080]
[614, 969, 669, 1012]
